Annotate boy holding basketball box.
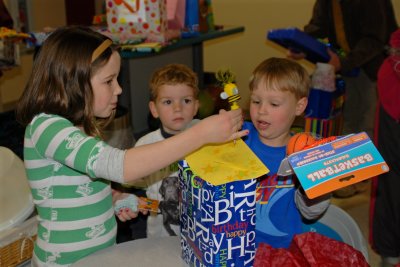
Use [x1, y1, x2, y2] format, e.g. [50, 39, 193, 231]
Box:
[241, 57, 331, 248]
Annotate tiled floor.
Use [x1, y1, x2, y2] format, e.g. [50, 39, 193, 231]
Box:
[332, 182, 380, 267]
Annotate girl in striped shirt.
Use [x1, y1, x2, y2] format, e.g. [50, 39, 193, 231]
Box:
[16, 26, 247, 266]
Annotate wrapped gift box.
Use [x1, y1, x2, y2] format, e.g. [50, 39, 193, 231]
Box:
[179, 160, 258, 266]
[178, 139, 268, 266]
[304, 77, 346, 137]
[305, 88, 334, 119]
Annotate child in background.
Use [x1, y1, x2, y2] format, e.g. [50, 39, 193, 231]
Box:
[133, 63, 200, 237]
[15, 26, 247, 266]
[242, 57, 331, 248]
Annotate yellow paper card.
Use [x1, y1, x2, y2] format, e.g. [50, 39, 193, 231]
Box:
[185, 139, 269, 185]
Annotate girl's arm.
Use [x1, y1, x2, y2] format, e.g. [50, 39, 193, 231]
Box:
[123, 109, 247, 182]
[28, 110, 245, 183]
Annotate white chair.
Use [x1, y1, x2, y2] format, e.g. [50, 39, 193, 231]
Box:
[0, 146, 34, 232]
[302, 204, 369, 263]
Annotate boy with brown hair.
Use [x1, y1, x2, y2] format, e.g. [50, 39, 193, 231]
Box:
[134, 63, 200, 237]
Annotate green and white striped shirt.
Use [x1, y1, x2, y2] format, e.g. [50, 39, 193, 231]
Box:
[25, 113, 121, 266]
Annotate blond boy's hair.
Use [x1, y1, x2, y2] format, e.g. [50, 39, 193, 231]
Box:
[149, 64, 199, 101]
[249, 57, 310, 100]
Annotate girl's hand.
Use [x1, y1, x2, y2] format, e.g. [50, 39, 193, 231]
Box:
[196, 108, 248, 144]
[112, 190, 148, 222]
[116, 203, 139, 222]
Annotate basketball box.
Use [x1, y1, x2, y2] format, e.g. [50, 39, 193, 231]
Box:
[287, 132, 389, 199]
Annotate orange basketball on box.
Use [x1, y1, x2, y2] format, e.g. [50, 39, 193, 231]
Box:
[286, 132, 316, 155]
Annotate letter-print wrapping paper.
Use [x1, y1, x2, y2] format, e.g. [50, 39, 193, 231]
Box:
[179, 160, 257, 267]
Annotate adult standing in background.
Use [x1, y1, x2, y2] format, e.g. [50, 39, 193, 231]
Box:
[289, 0, 398, 197]
[370, 28, 400, 267]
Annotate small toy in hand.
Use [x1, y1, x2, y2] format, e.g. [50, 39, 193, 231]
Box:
[286, 132, 338, 155]
[114, 194, 139, 214]
[278, 133, 338, 176]
[300, 135, 337, 151]
[114, 194, 138, 214]
[216, 69, 241, 110]
[286, 132, 316, 155]
[114, 195, 160, 214]
[138, 197, 159, 213]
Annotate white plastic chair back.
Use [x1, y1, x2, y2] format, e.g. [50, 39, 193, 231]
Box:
[0, 146, 34, 232]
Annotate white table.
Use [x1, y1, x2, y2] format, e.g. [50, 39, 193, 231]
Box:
[73, 236, 185, 267]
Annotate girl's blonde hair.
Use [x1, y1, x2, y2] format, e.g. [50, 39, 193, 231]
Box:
[249, 57, 310, 100]
[16, 26, 118, 138]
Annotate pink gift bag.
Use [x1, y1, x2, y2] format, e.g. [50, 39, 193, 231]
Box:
[106, 0, 168, 42]
[166, 0, 185, 30]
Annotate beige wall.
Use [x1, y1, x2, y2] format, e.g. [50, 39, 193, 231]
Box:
[0, 0, 107, 111]
[0, 0, 66, 111]
[1, 0, 400, 111]
[30, 0, 66, 31]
